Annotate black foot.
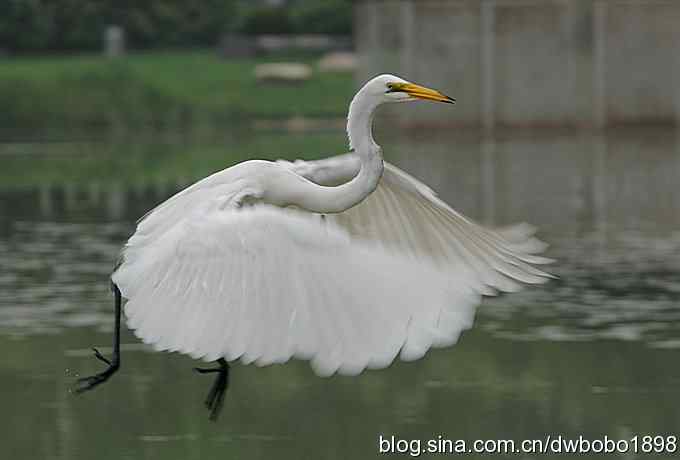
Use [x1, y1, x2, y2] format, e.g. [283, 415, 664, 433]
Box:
[74, 348, 119, 394]
[194, 358, 229, 421]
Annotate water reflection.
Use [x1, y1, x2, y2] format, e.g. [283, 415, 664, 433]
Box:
[1, 127, 679, 459]
[385, 128, 680, 235]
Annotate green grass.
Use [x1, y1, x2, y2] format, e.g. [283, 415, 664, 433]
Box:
[0, 51, 355, 130]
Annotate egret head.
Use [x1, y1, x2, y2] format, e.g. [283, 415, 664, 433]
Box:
[347, 74, 455, 150]
[363, 74, 455, 105]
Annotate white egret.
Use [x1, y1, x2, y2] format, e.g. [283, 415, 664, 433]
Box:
[75, 74, 553, 420]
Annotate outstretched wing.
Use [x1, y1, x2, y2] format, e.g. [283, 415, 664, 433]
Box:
[113, 205, 481, 376]
[279, 155, 553, 295]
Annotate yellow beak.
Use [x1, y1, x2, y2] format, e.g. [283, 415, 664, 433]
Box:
[398, 82, 455, 104]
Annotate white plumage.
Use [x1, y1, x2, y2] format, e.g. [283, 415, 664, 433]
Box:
[111, 74, 553, 378]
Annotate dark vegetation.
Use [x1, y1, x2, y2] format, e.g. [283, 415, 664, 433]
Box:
[0, 0, 352, 53]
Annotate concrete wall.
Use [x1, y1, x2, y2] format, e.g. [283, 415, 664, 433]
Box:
[354, 0, 680, 129]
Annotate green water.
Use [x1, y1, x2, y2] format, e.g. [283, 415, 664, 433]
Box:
[1, 127, 679, 459]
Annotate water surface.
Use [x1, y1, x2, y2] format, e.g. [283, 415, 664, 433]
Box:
[1, 127, 679, 459]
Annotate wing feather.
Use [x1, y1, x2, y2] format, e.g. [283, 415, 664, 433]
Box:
[310, 160, 555, 294]
[113, 205, 481, 376]
[278, 155, 553, 294]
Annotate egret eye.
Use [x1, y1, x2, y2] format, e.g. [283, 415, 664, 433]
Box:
[386, 82, 406, 93]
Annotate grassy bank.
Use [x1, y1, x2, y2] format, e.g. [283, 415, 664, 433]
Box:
[0, 51, 354, 131]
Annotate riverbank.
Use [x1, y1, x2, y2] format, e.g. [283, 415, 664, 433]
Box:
[1, 50, 354, 132]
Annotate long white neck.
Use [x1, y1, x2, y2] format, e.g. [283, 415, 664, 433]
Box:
[347, 85, 379, 153]
[280, 88, 384, 213]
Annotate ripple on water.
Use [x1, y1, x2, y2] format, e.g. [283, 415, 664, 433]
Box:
[0, 220, 126, 335]
[2, 219, 680, 348]
[480, 232, 680, 346]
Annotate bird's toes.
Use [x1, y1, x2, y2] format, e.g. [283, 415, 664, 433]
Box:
[204, 385, 219, 410]
[92, 348, 112, 365]
[193, 367, 221, 374]
[209, 404, 222, 422]
[206, 389, 225, 421]
[72, 364, 118, 395]
[73, 374, 105, 394]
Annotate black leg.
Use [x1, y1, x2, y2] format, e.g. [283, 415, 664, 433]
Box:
[74, 281, 122, 394]
[194, 358, 229, 421]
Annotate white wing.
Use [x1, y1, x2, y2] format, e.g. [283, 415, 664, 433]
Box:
[113, 204, 480, 376]
[113, 156, 552, 376]
[279, 155, 553, 295]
